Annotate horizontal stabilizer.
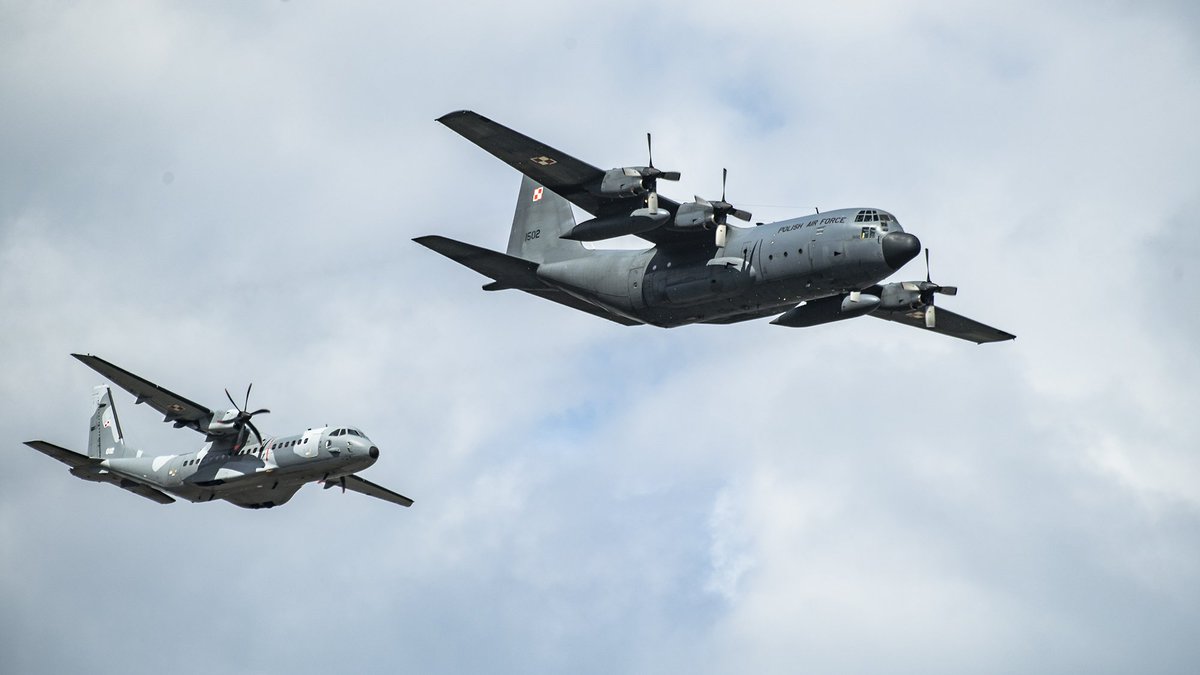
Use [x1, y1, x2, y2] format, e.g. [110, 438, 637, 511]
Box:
[871, 307, 1015, 344]
[22, 441, 176, 504]
[342, 474, 414, 507]
[413, 236, 641, 326]
[414, 235, 543, 289]
[24, 440, 96, 468]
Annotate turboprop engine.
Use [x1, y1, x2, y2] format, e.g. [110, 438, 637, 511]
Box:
[202, 385, 270, 448]
[562, 134, 681, 242]
[876, 249, 958, 328]
[598, 167, 653, 197]
[671, 169, 751, 247]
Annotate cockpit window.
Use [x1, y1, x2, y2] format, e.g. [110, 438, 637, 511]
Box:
[332, 429, 343, 437]
[854, 210, 897, 228]
[347, 429, 361, 437]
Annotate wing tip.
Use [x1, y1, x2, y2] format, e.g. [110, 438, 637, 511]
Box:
[436, 109, 477, 125]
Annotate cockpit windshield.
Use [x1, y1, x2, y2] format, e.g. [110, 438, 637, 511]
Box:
[854, 209, 898, 232]
[331, 427, 368, 439]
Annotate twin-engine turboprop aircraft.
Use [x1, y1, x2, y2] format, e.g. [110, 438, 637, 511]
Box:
[417, 110, 1014, 344]
[23, 354, 413, 509]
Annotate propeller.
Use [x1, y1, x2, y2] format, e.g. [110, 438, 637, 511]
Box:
[913, 249, 958, 328]
[700, 168, 751, 248]
[641, 132, 680, 213]
[224, 383, 270, 449]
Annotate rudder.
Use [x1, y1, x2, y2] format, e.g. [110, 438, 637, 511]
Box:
[88, 386, 130, 459]
[506, 176, 590, 264]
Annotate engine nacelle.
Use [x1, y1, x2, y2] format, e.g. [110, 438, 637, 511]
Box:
[205, 409, 241, 435]
[878, 282, 924, 311]
[771, 293, 881, 328]
[673, 201, 716, 229]
[599, 167, 650, 197]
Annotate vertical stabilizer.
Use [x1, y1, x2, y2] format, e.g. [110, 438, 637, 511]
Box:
[88, 386, 130, 459]
[507, 176, 590, 263]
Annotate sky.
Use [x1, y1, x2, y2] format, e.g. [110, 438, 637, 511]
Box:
[1, 1, 1198, 673]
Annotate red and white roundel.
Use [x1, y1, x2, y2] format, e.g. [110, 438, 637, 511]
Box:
[532, 187, 544, 202]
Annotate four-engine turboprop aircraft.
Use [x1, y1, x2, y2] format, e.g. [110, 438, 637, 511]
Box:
[23, 354, 413, 509]
[417, 110, 1014, 343]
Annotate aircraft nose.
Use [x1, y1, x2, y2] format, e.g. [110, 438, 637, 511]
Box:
[369, 446, 379, 460]
[882, 232, 921, 270]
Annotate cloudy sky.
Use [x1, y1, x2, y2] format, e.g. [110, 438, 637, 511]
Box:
[2, 1, 1198, 673]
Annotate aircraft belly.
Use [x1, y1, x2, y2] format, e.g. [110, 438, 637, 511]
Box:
[639, 278, 808, 327]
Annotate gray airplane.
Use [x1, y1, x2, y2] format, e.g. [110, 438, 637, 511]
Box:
[417, 111, 1013, 343]
[23, 354, 413, 509]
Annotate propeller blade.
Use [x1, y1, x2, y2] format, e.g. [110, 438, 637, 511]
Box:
[244, 383, 253, 411]
[938, 286, 958, 296]
[247, 408, 271, 417]
[721, 168, 728, 202]
[715, 223, 728, 248]
[925, 305, 936, 328]
[245, 419, 264, 448]
[225, 387, 238, 410]
[731, 208, 752, 221]
[644, 133, 679, 182]
[339, 476, 346, 494]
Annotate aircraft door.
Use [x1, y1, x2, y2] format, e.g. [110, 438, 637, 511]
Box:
[298, 430, 319, 458]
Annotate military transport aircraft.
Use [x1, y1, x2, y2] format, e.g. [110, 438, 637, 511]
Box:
[416, 110, 1013, 344]
[22, 354, 413, 509]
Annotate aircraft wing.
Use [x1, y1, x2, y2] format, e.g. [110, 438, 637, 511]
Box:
[413, 235, 641, 326]
[72, 354, 215, 435]
[22, 441, 176, 504]
[438, 111, 709, 250]
[342, 474, 413, 507]
[871, 308, 1016, 344]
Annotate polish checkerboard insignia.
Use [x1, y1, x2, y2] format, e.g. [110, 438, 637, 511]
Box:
[530, 156, 557, 166]
[532, 187, 544, 202]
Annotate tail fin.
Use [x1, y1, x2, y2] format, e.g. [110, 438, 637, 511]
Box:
[88, 386, 130, 459]
[506, 176, 591, 263]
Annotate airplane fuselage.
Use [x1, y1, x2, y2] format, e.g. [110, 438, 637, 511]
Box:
[76, 425, 379, 509]
[537, 207, 918, 326]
